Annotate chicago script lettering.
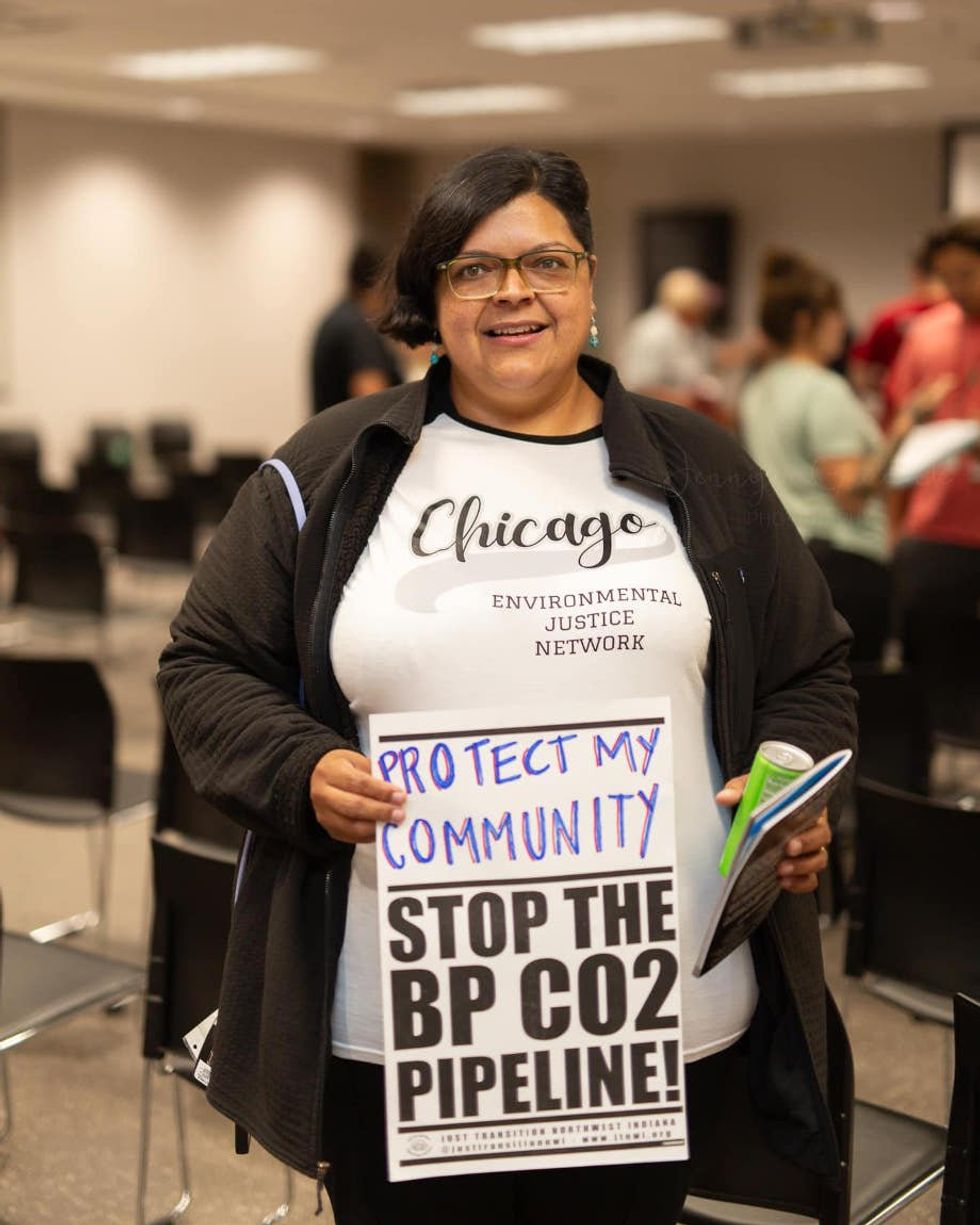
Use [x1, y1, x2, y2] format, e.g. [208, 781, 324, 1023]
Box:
[411, 496, 654, 570]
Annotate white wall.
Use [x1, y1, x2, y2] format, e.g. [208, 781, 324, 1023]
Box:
[3, 106, 355, 484]
[413, 130, 943, 356]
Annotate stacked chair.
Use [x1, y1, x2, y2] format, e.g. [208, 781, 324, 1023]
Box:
[138, 728, 293, 1224]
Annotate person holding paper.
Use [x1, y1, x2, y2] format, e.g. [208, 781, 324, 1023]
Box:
[159, 147, 856, 1223]
[739, 250, 947, 663]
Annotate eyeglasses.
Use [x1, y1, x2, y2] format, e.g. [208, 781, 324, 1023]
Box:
[437, 248, 592, 300]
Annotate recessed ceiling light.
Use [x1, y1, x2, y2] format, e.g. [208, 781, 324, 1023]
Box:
[868, 0, 924, 21]
[714, 61, 930, 99]
[471, 11, 727, 55]
[393, 85, 568, 117]
[111, 44, 323, 82]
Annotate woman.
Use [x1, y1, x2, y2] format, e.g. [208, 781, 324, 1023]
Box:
[739, 252, 940, 663]
[159, 148, 853, 1224]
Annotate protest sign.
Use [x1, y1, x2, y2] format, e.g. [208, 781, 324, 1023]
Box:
[370, 696, 686, 1181]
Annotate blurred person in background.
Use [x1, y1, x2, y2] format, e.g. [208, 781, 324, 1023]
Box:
[739, 252, 945, 664]
[617, 267, 732, 425]
[849, 234, 947, 424]
[886, 217, 980, 733]
[310, 243, 403, 414]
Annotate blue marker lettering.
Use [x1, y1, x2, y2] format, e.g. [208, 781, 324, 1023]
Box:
[609, 793, 634, 848]
[638, 785, 660, 859]
[521, 807, 547, 861]
[398, 747, 426, 795]
[464, 737, 492, 785]
[482, 812, 517, 861]
[492, 740, 522, 785]
[521, 739, 549, 777]
[593, 731, 637, 773]
[547, 733, 578, 773]
[553, 800, 581, 856]
[409, 819, 435, 863]
[381, 821, 405, 870]
[444, 817, 480, 866]
[429, 742, 456, 790]
[637, 727, 661, 775]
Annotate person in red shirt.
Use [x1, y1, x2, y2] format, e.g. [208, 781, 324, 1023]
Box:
[886, 217, 980, 737]
[849, 235, 947, 427]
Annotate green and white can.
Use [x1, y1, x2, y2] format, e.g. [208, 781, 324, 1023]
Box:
[718, 740, 814, 876]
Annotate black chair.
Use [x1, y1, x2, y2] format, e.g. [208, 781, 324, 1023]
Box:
[845, 780, 980, 1020]
[0, 888, 143, 1145]
[117, 494, 195, 565]
[75, 457, 132, 516]
[148, 420, 193, 476]
[0, 656, 155, 942]
[138, 731, 289, 1224]
[0, 430, 41, 510]
[850, 664, 932, 795]
[213, 452, 263, 515]
[942, 994, 980, 1224]
[680, 996, 947, 1223]
[8, 527, 106, 616]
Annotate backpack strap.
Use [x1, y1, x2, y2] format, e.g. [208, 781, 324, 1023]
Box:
[233, 458, 308, 908]
[260, 457, 307, 530]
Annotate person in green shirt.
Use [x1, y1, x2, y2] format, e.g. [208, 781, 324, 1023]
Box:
[739, 251, 945, 662]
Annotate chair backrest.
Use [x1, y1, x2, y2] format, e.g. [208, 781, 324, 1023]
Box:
[845, 780, 980, 997]
[148, 420, 192, 466]
[942, 994, 980, 1224]
[117, 495, 195, 564]
[155, 726, 241, 851]
[9, 528, 106, 614]
[142, 830, 237, 1059]
[686, 992, 852, 1224]
[0, 657, 114, 806]
[850, 664, 931, 794]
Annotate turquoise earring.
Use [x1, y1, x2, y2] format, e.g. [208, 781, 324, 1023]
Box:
[589, 312, 600, 349]
[429, 349, 440, 366]
[429, 328, 442, 366]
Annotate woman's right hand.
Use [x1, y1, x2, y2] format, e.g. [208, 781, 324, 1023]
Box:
[310, 749, 406, 843]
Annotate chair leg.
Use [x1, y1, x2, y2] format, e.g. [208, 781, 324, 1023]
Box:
[260, 1164, 294, 1224]
[28, 817, 111, 943]
[136, 1061, 192, 1225]
[0, 1052, 12, 1142]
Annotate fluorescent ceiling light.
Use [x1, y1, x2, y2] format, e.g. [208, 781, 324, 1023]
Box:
[868, 0, 924, 21]
[714, 62, 930, 99]
[471, 11, 726, 55]
[393, 85, 567, 117]
[111, 44, 322, 82]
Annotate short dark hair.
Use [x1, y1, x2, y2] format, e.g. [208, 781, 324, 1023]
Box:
[348, 244, 385, 294]
[926, 217, 980, 260]
[757, 249, 842, 348]
[378, 147, 594, 346]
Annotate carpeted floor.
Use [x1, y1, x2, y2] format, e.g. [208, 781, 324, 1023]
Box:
[1, 560, 973, 1224]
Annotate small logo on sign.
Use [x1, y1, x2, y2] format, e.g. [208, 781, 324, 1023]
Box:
[406, 1135, 432, 1156]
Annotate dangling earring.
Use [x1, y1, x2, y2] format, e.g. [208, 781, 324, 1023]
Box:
[429, 328, 442, 366]
[589, 310, 600, 350]
[429, 349, 441, 366]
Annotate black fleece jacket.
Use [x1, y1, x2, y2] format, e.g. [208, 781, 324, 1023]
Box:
[158, 356, 856, 1186]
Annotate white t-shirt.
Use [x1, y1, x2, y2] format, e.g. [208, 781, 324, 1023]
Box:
[330, 409, 757, 1065]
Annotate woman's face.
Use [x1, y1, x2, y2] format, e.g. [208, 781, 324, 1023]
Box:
[434, 192, 595, 403]
[811, 307, 846, 364]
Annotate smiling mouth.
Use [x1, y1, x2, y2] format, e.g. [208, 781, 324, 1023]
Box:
[484, 323, 547, 337]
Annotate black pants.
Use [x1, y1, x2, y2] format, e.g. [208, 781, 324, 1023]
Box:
[807, 539, 890, 665]
[322, 1043, 740, 1225]
[893, 537, 980, 738]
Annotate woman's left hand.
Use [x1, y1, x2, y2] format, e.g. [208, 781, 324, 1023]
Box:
[716, 775, 832, 894]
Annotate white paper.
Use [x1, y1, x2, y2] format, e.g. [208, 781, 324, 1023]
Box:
[371, 697, 687, 1181]
[888, 419, 980, 488]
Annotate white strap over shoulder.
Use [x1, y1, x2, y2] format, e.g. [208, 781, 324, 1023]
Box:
[260, 458, 307, 530]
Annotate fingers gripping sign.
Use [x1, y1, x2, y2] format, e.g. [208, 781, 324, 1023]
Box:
[311, 749, 406, 844]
